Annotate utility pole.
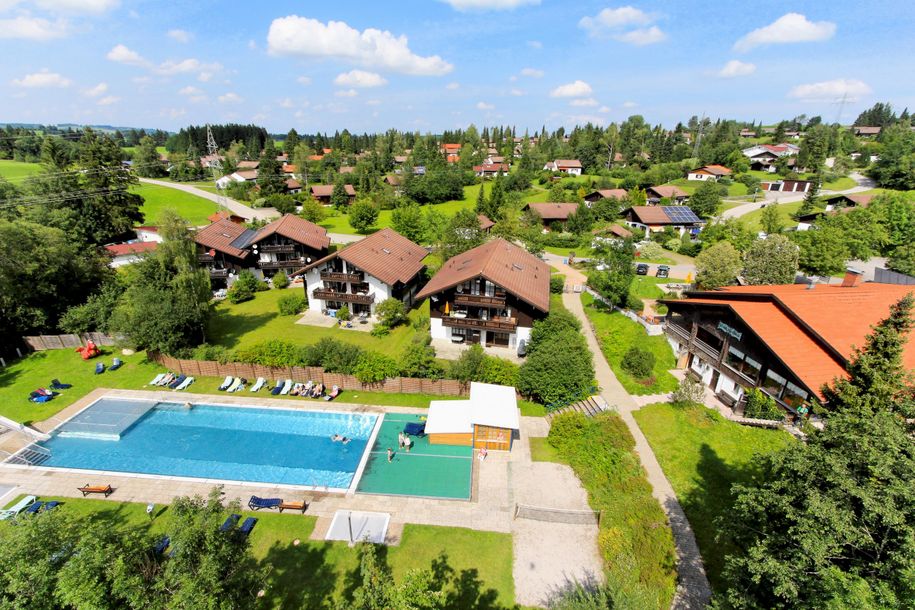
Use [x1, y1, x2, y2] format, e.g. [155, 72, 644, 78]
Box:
[206, 124, 228, 213]
[834, 92, 850, 125]
[692, 113, 707, 158]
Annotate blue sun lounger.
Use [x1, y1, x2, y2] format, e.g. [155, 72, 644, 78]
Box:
[248, 496, 282, 511]
[50, 379, 71, 390]
[167, 374, 187, 389]
[23, 501, 44, 515]
[43, 501, 60, 512]
[109, 357, 123, 371]
[153, 536, 170, 555]
[219, 514, 240, 532]
[238, 517, 257, 537]
[403, 422, 426, 437]
[94, 362, 105, 374]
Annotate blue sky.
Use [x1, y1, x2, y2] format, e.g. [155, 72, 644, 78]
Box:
[1, 0, 914, 133]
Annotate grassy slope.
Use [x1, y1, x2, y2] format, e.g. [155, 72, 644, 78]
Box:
[133, 183, 217, 226]
[633, 402, 794, 593]
[0, 159, 41, 181]
[580, 293, 678, 395]
[665, 179, 748, 197]
[2, 495, 515, 608]
[738, 201, 807, 232]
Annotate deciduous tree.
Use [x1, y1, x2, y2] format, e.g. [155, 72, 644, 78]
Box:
[742, 235, 799, 285]
[695, 240, 741, 289]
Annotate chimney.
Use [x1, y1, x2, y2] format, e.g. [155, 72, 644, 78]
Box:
[842, 267, 864, 288]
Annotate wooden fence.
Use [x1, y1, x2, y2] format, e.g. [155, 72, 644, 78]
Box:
[23, 333, 119, 351]
[149, 352, 468, 397]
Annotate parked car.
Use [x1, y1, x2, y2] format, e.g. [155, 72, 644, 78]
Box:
[517, 339, 527, 358]
[635, 263, 649, 276]
[656, 265, 670, 278]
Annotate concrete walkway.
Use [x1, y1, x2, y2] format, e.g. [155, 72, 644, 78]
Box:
[549, 256, 713, 609]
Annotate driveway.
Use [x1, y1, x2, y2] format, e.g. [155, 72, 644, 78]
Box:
[721, 171, 876, 220]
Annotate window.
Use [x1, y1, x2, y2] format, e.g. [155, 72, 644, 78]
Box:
[782, 382, 808, 409]
[726, 347, 762, 380]
[762, 369, 787, 397]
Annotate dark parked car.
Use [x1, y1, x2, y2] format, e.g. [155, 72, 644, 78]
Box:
[635, 263, 649, 275]
[517, 339, 527, 358]
[656, 265, 670, 278]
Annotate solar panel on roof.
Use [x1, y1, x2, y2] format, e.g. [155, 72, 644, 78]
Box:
[662, 206, 700, 223]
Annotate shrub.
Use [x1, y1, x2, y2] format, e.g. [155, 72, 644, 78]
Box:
[677, 241, 701, 257]
[277, 293, 306, 316]
[621, 346, 655, 379]
[272, 271, 289, 289]
[636, 241, 665, 260]
[743, 388, 784, 421]
[353, 351, 400, 383]
[191, 343, 232, 364]
[528, 309, 582, 353]
[400, 337, 445, 380]
[234, 270, 266, 293]
[336, 305, 351, 321]
[480, 356, 519, 387]
[671, 376, 705, 404]
[369, 325, 390, 337]
[550, 275, 566, 294]
[518, 328, 594, 406]
[375, 298, 408, 329]
[226, 282, 254, 304]
[449, 344, 486, 383]
[626, 294, 644, 313]
[664, 238, 681, 251]
[234, 339, 307, 367]
[306, 337, 362, 374]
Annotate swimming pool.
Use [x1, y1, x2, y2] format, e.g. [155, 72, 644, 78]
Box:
[36, 398, 381, 490]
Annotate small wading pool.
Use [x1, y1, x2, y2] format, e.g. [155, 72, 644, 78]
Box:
[33, 398, 380, 490]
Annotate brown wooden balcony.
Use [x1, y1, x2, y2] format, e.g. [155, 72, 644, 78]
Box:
[209, 269, 228, 279]
[442, 315, 517, 332]
[198, 253, 215, 263]
[258, 260, 302, 270]
[260, 244, 296, 254]
[320, 271, 364, 283]
[454, 293, 506, 307]
[664, 322, 691, 343]
[312, 289, 375, 305]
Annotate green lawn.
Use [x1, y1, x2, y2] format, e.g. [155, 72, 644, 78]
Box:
[581, 293, 678, 395]
[821, 176, 856, 190]
[630, 276, 684, 300]
[3, 495, 516, 609]
[528, 436, 563, 463]
[133, 183, 217, 226]
[0, 159, 41, 181]
[633, 402, 794, 594]
[738, 201, 810, 232]
[665, 179, 747, 198]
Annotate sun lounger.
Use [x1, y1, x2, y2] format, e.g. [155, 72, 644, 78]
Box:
[168, 375, 187, 389]
[278, 501, 307, 513]
[148, 373, 166, 386]
[218, 375, 234, 391]
[302, 380, 314, 393]
[238, 517, 257, 536]
[109, 357, 123, 371]
[156, 373, 175, 387]
[0, 495, 37, 520]
[94, 362, 105, 374]
[250, 377, 266, 392]
[23, 501, 44, 515]
[226, 378, 243, 392]
[291, 382, 304, 396]
[324, 385, 340, 401]
[175, 376, 194, 391]
[270, 381, 283, 395]
[311, 384, 324, 398]
[153, 535, 170, 555]
[50, 379, 72, 390]
[234, 378, 247, 392]
[43, 501, 60, 512]
[403, 422, 426, 437]
[247, 496, 282, 511]
[77, 484, 113, 497]
[219, 514, 241, 532]
[279, 379, 292, 395]
[29, 394, 54, 403]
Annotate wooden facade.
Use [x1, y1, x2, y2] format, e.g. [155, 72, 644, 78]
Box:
[428, 432, 472, 446]
[250, 232, 327, 278]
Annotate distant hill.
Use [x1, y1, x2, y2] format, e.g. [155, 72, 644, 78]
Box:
[0, 122, 171, 134]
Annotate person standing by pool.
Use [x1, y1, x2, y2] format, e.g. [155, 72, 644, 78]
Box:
[404, 435, 412, 452]
[387, 448, 393, 462]
[398, 432, 405, 449]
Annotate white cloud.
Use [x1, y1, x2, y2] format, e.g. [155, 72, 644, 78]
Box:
[106, 44, 148, 66]
[296, 76, 312, 85]
[34, 0, 119, 13]
[550, 80, 592, 98]
[568, 114, 606, 127]
[155, 58, 221, 76]
[734, 13, 836, 52]
[446, 81, 460, 90]
[598, 105, 611, 113]
[335, 88, 358, 97]
[366, 99, 382, 106]
[510, 88, 525, 96]
[266, 16, 453, 76]
[167, 29, 192, 43]
[570, 97, 598, 107]
[0, 16, 67, 40]
[527, 40, 542, 49]
[520, 67, 543, 78]
[476, 101, 494, 110]
[788, 78, 871, 102]
[622, 100, 637, 108]
[197, 72, 213, 82]
[161, 107, 186, 120]
[334, 69, 388, 88]
[97, 95, 119, 106]
[83, 82, 108, 97]
[278, 97, 295, 108]
[11, 69, 71, 88]
[217, 92, 242, 104]
[439, 0, 539, 11]
[247, 39, 257, 50]
[579, 6, 666, 45]
[717, 59, 756, 78]
[178, 85, 206, 103]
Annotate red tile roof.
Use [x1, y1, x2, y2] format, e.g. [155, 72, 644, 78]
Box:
[554, 159, 582, 169]
[105, 241, 158, 256]
[416, 238, 550, 312]
[647, 185, 689, 199]
[282, 163, 297, 173]
[194, 218, 250, 259]
[207, 210, 245, 224]
[473, 163, 510, 173]
[691, 165, 732, 176]
[588, 189, 628, 200]
[526, 202, 580, 221]
[310, 184, 356, 197]
[478, 214, 495, 230]
[237, 160, 259, 169]
[338, 228, 427, 285]
[251, 214, 329, 252]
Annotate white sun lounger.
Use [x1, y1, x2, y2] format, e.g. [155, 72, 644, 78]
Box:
[226, 378, 243, 392]
[0, 495, 37, 521]
[218, 376, 233, 391]
[157, 373, 176, 386]
[250, 377, 266, 392]
[280, 379, 293, 395]
[148, 373, 166, 386]
[175, 376, 194, 391]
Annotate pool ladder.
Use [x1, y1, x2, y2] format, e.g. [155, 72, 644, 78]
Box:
[7, 443, 51, 467]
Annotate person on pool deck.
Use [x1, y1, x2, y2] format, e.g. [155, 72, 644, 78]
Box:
[398, 432, 405, 449]
[404, 435, 412, 452]
[387, 448, 393, 462]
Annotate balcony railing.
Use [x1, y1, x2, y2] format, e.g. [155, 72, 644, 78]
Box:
[692, 338, 721, 362]
[209, 269, 228, 279]
[454, 293, 506, 307]
[442, 315, 517, 332]
[312, 289, 375, 305]
[664, 322, 691, 343]
[260, 244, 295, 254]
[722, 363, 758, 387]
[258, 260, 302, 270]
[198, 254, 214, 263]
[320, 271, 364, 283]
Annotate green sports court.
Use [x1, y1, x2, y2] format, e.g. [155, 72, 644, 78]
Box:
[356, 413, 473, 500]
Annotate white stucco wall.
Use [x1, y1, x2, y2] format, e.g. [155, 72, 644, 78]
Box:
[430, 317, 447, 340]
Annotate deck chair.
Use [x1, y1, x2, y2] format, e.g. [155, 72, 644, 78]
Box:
[238, 517, 258, 536]
[250, 377, 266, 392]
[219, 514, 241, 532]
[226, 378, 243, 392]
[109, 357, 123, 371]
[50, 379, 72, 390]
[324, 385, 340, 401]
[23, 501, 44, 515]
[156, 373, 175, 387]
[270, 381, 283, 395]
[94, 362, 105, 374]
[218, 376, 234, 391]
[43, 501, 60, 512]
[278, 500, 307, 513]
[403, 422, 426, 437]
[175, 376, 194, 391]
[29, 394, 54, 403]
[168, 375, 187, 389]
[77, 484, 113, 497]
[279, 379, 293, 395]
[153, 536, 170, 555]
[0, 495, 37, 521]
[148, 373, 166, 386]
[247, 496, 282, 511]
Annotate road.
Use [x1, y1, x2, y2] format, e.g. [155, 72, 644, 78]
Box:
[721, 172, 876, 220]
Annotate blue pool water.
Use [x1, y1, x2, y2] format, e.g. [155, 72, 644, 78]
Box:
[40, 401, 379, 489]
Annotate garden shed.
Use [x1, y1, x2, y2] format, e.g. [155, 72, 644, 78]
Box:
[424, 382, 520, 451]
